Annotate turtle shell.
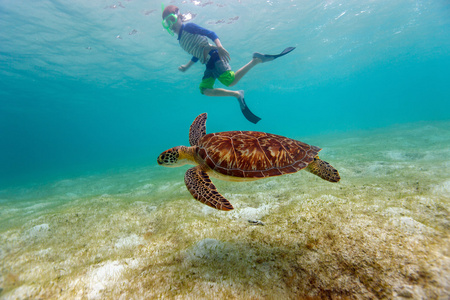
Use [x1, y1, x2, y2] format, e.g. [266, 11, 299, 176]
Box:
[196, 131, 321, 179]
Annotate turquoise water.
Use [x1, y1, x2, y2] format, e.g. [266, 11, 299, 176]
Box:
[1, 0, 449, 188]
[1, 0, 449, 298]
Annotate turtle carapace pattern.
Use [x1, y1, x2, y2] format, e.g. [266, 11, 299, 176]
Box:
[157, 113, 340, 211]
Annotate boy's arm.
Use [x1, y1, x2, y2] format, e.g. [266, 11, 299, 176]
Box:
[184, 23, 230, 63]
[179, 59, 195, 72]
[213, 38, 230, 64]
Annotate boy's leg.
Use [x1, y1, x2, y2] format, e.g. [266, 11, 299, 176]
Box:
[200, 57, 260, 100]
[203, 88, 240, 98]
[202, 71, 240, 98]
[228, 58, 261, 87]
[201, 70, 261, 124]
[203, 89, 261, 124]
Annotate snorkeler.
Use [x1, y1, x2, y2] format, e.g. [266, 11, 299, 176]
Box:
[161, 4, 295, 124]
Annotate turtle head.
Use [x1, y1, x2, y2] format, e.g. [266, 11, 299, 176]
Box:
[157, 146, 193, 167]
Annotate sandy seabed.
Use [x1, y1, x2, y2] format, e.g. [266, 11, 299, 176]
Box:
[0, 122, 449, 299]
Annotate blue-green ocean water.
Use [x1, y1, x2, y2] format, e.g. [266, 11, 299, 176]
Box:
[1, 0, 449, 189]
[1, 1, 450, 298]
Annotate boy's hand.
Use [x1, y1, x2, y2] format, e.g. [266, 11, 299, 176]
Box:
[217, 46, 230, 64]
[179, 60, 195, 72]
[178, 65, 189, 72]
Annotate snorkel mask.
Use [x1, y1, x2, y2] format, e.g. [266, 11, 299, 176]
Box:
[162, 13, 178, 36]
[161, 4, 179, 36]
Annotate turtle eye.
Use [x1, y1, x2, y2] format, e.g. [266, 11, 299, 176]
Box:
[157, 154, 165, 165]
[157, 152, 170, 165]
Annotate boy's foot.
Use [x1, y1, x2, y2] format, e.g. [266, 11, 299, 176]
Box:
[237, 90, 246, 110]
[237, 90, 261, 124]
[252, 52, 274, 63]
[252, 47, 296, 63]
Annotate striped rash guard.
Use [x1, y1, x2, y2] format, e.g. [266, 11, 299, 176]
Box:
[177, 23, 219, 64]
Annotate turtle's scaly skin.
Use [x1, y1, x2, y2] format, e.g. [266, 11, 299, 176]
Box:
[157, 113, 340, 211]
[184, 167, 234, 211]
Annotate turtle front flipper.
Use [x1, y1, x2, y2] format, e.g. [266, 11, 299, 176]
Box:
[306, 156, 341, 183]
[184, 166, 234, 211]
[189, 113, 207, 146]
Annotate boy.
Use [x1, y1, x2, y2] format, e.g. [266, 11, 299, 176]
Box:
[162, 5, 294, 124]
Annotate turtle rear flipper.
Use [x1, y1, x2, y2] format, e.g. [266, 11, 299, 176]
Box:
[184, 166, 234, 211]
[306, 157, 340, 183]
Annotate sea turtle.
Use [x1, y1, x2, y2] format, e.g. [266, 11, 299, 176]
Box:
[157, 113, 340, 211]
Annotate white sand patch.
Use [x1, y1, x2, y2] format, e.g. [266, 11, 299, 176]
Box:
[197, 192, 278, 217]
[229, 204, 274, 221]
[141, 183, 154, 190]
[157, 182, 183, 192]
[416, 196, 441, 208]
[114, 234, 144, 249]
[1, 208, 20, 214]
[26, 223, 49, 238]
[130, 184, 155, 196]
[382, 207, 411, 217]
[64, 192, 79, 199]
[366, 161, 401, 175]
[52, 179, 76, 188]
[2, 285, 38, 300]
[394, 285, 426, 299]
[25, 202, 51, 213]
[433, 256, 450, 294]
[87, 262, 125, 299]
[35, 247, 53, 257]
[385, 150, 406, 160]
[257, 179, 281, 190]
[317, 194, 341, 202]
[431, 180, 450, 197]
[70, 259, 139, 299]
[365, 162, 386, 173]
[146, 205, 158, 213]
[389, 217, 436, 235]
[200, 204, 218, 215]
